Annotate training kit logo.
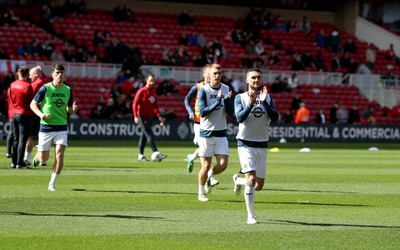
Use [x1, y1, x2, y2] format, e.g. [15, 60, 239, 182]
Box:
[251, 107, 265, 118]
[53, 99, 65, 107]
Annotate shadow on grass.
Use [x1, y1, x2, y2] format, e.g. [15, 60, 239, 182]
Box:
[0, 211, 163, 220]
[267, 188, 358, 194]
[226, 200, 369, 207]
[268, 219, 400, 229]
[73, 188, 196, 195]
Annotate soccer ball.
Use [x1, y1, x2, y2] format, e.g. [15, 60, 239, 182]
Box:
[151, 152, 162, 162]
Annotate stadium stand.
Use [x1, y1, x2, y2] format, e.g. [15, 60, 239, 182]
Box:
[1, 2, 400, 124]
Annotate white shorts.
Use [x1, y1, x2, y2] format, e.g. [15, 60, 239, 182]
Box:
[37, 131, 68, 151]
[238, 146, 267, 179]
[198, 136, 229, 157]
[193, 123, 200, 145]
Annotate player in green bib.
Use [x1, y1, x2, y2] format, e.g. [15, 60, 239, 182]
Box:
[30, 64, 78, 191]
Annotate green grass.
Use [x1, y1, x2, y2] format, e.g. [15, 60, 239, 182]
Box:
[0, 141, 399, 249]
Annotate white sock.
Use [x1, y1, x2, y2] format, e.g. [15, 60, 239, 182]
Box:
[189, 153, 197, 161]
[207, 169, 213, 179]
[244, 183, 255, 218]
[49, 173, 59, 186]
[236, 177, 247, 186]
[24, 151, 31, 161]
[198, 185, 206, 195]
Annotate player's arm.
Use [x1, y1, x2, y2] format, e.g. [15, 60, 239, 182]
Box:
[263, 94, 279, 122]
[184, 85, 197, 118]
[198, 88, 221, 117]
[30, 86, 50, 120]
[235, 94, 253, 123]
[66, 88, 78, 114]
[224, 91, 234, 117]
[132, 88, 142, 124]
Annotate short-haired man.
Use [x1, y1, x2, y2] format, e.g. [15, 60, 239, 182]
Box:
[233, 68, 279, 224]
[197, 64, 234, 201]
[30, 64, 78, 191]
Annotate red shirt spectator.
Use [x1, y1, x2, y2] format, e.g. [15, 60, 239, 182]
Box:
[132, 85, 161, 119]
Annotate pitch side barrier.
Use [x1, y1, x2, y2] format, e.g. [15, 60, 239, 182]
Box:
[1, 119, 399, 142]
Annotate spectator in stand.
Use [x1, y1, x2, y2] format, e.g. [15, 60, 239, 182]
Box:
[329, 29, 342, 53]
[348, 58, 358, 73]
[245, 40, 256, 55]
[294, 102, 310, 123]
[291, 94, 302, 111]
[7, 66, 33, 169]
[288, 73, 299, 89]
[74, 47, 88, 62]
[90, 101, 106, 119]
[254, 40, 265, 55]
[188, 32, 199, 46]
[340, 52, 352, 72]
[231, 28, 243, 44]
[365, 43, 376, 70]
[17, 43, 28, 56]
[348, 105, 360, 124]
[300, 16, 312, 33]
[3, 71, 15, 91]
[301, 50, 316, 69]
[50, 47, 65, 62]
[27, 39, 41, 57]
[288, 20, 301, 32]
[106, 38, 127, 64]
[41, 39, 55, 57]
[63, 44, 74, 62]
[343, 38, 357, 54]
[121, 77, 135, 96]
[178, 9, 195, 26]
[315, 29, 328, 48]
[93, 30, 106, 47]
[0, 47, 8, 59]
[331, 54, 341, 72]
[330, 102, 338, 124]
[316, 108, 327, 124]
[174, 46, 190, 66]
[197, 32, 206, 47]
[270, 75, 285, 93]
[362, 106, 375, 124]
[267, 51, 280, 67]
[314, 49, 325, 72]
[178, 32, 189, 45]
[156, 79, 177, 96]
[291, 54, 305, 71]
[113, 4, 136, 23]
[337, 104, 348, 123]
[1, 10, 19, 27]
[281, 110, 293, 123]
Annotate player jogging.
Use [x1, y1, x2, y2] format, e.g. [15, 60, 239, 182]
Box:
[233, 68, 279, 224]
[197, 64, 234, 202]
[184, 64, 210, 173]
[30, 64, 79, 191]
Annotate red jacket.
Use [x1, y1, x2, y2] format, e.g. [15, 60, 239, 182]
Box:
[132, 86, 161, 119]
[31, 77, 46, 95]
[7, 79, 34, 116]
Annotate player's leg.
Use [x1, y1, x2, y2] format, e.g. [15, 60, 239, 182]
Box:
[244, 171, 257, 224]
[206, 137, 229, 186]
[137, 117, 149, 161]
[197, 137, 212, 201]
[48, 131, 68, 191]
[187, 123, 200, 173]
[24, 136, 34, 165]
[6, 129, 13, 158]
[34, 132, 52, 166]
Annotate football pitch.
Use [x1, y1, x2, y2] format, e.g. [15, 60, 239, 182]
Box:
[0, 140, 399, 249]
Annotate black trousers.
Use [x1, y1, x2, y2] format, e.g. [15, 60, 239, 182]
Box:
[12, 114, 32, 165]
[138, 116, 158, 154]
